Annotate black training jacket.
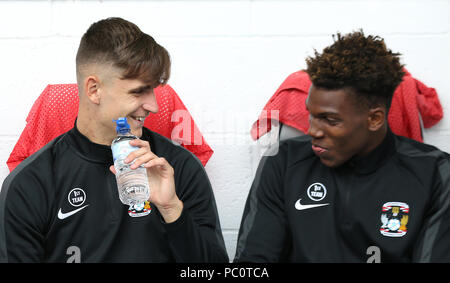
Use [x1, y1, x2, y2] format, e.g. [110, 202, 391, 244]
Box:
[234, 130, 450, 262]
[0, 126, 228, 263]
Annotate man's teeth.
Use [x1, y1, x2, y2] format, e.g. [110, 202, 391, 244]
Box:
[133, 117, 145, 122]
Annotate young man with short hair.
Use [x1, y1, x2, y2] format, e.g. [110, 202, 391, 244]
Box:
[0, 17, 228, 263]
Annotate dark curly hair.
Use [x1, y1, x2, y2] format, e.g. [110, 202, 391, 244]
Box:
[305, 30, 405, 110]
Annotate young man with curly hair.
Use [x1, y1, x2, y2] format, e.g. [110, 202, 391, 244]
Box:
[234, 31, 450, 263]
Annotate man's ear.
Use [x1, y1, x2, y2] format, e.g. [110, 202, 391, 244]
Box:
[367, 107, 387, 132]
[83, 76, 101, 105]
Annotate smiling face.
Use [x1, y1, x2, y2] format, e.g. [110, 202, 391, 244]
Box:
[75, 18, 171, 145]
[77, 65, 159, 145]
[305, 85, 377, 168]
[98, 72, 158, 139]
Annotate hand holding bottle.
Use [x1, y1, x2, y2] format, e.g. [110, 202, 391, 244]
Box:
[110, 138, 183, 223]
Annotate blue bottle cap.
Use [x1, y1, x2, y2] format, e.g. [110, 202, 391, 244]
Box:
[113, 117, 131, 134]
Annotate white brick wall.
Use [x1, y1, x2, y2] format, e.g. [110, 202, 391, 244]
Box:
[0, 0, 449, 261]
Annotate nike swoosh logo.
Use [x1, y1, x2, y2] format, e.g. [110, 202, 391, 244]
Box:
[295, 199, 329, 211]
[58, 205, 89, 220]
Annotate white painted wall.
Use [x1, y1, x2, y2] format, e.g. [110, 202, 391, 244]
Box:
[0, 0, 449, 261]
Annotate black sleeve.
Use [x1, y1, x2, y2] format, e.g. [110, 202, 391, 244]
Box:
[0, 168, 52, 263]
[412, 154, 450, 262]
[163, 152, 229, 263]
[234, 147, 290, 262]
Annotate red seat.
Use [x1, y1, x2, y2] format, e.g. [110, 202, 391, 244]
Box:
[7, 84, 213, 171]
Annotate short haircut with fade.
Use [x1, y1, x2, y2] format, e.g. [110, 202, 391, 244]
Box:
[305, 30, 405, 110]
[76, 17, 171, 88]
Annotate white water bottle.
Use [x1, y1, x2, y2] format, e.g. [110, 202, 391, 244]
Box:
[111, 117, 150, 205]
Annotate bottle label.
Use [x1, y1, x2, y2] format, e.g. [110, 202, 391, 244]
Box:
[128, 201, 152, 217]
[111, 140, 139, 162]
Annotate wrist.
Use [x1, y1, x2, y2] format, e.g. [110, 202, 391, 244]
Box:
[158, 198, 183, 223]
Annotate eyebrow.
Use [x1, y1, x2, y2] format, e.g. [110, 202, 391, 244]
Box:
[316, 112, 340, 118]
[128, 85, 152, 94]
[305, 103, 340, 118]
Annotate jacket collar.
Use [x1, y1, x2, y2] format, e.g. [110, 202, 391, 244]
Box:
[337, 128, 396, 175]
[66, 120, 114, 164]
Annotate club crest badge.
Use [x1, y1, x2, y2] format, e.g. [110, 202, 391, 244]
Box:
[380, 202, 409, 237]
[128, 201, 151, 217]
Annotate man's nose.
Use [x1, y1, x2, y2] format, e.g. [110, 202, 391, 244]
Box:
[307, 117, 324, 138]
[142, 91, 159, 113]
